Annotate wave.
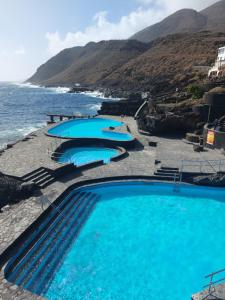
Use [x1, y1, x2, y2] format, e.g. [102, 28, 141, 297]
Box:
[15, 123, 45, 136]
[47, 86, 70, 94]
[14, 82, 70, 94]
[0, 122, 46, 149]
[14, 82, 42, 89]
[80, 90, 120, 101]
[87, 103, 101, 111]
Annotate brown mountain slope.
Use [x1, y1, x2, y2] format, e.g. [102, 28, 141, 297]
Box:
[29, 40, 149, 86]
[201, 0, 225, 31]
[101, 32, 225, 92]
[28, 46, 83, 84]
[130, 9, 207, 43]
[130, 0, 225, 43]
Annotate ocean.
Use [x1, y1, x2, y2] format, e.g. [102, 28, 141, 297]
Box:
[0, 82, 113, 149]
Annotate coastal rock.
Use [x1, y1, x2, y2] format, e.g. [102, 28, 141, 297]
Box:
[0, 173, 35, 211]
[98, 98, 144, 117]
[68, 86, 94, 93]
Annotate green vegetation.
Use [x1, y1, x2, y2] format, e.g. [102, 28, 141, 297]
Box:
[187, 84, 205, 99]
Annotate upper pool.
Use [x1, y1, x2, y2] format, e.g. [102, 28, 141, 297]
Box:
[6, 181, 225, 300]
[58, 146, 120, 166]
[47, 118, 134, 141]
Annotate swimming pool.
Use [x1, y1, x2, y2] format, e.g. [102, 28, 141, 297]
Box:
[57, 146, 120, 166]
[47, 118, 134, 141]
[5, 181, 225, 300]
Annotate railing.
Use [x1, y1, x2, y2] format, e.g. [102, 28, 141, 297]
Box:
[179, 159, 225, 174]
[202, 268, 225, 299]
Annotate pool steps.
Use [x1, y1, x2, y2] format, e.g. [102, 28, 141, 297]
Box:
[154, 167, 180, 181]
[21, 167, 56, 188]
[5, 190, 100, 295]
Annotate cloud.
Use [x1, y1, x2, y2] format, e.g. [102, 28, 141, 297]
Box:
[0, 45, 26, 57]
[46, 7, 165, 55]
[46, 0, 218, 56]
[138, 0, 217, 11]
[14, 45, 26, 55]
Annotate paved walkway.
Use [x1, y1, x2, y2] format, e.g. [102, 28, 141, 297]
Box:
[0, 116, 224, 299]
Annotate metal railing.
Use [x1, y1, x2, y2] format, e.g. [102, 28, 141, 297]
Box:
[202, 268, 225, 299]
[179, 159, 225, 174]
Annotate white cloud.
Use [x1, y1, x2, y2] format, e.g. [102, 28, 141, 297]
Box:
[0, 45, 26, 57]
[46, 0, 218, 56]
[14, 45, 26, 55]
[46, 7, 165, 55]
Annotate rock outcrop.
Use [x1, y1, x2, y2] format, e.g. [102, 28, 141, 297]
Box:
[0, 173, 36, 211]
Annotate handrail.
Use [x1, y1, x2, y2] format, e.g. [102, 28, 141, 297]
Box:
[202, 268, 225, 299]
[179, 159, 225, 174]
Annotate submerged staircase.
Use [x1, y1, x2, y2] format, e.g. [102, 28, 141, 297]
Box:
[21, 167, 56, 189]
[5, 190, 99, 296]
[154, 166, 180, 181]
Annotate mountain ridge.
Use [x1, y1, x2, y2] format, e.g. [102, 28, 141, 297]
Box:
[130, 0, 225, 42]
[28, 1, 225, 93]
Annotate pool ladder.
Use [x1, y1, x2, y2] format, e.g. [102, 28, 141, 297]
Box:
[201, 268, 225, 299]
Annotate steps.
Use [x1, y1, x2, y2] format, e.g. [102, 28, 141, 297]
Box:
[21, 167, 56, 189]
[154, 166, 180, 181]
[5, 190, 100, 295]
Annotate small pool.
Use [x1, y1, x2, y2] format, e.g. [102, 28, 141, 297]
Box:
[47, 118, 134, 141]
[5, 181, 225, 300]
[57, 147, 120, 166]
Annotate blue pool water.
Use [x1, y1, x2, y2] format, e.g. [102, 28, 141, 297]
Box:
[6, 182, 225, 300]
[58, 147, 119, 166]
[47, 118, 133, 141]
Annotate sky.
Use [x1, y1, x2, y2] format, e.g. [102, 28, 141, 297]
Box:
[0, 0, 219, 81]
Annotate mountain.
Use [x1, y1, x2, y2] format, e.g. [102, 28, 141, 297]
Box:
[28, 1, 225, 93]
[29, 31, 225, 93]
[130, 9, 207, 43]
[28, 40, 149, 86]
[101, 31, 225, 93]
[130, 0, 225, 43]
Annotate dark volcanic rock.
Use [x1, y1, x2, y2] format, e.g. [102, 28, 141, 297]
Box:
[68, 86, 94, 93]
[98, 92, 145, 116]
[0, 173, 36, 211]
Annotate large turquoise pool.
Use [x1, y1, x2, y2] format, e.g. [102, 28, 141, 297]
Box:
[58, 146, 119, 166]
[5, 181, 225, 300]
[47, 118, 133, 141]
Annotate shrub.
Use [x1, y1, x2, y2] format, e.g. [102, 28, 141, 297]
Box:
[187, 84, 205, 99]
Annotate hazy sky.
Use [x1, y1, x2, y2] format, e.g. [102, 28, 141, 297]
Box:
[0, 0, 218, 81]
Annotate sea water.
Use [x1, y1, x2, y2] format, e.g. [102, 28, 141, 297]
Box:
[0, 82, 113, 149]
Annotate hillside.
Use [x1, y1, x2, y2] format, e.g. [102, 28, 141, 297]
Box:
[130, 0, 225, 43]
[28, 40, 149, 86]
[102, 31, 225, 93]
[28, 31, 225, 93]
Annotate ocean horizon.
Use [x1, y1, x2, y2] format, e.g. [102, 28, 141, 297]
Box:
[0, 82, 115, 149]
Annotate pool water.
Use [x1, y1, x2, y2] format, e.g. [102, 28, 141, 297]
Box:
[46, 182, 225, 300]
[58, 147, 119, 166]
[47, 118, 133, 141]
[6, 182, 225, 300]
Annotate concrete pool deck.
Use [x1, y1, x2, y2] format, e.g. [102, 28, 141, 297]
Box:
[0, 115, 225, 299]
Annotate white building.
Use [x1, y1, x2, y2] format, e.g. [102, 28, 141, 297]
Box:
[208, 46, 225, 77]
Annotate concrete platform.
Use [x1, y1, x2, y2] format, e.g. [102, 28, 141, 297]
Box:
[0, 116, 225, 299]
